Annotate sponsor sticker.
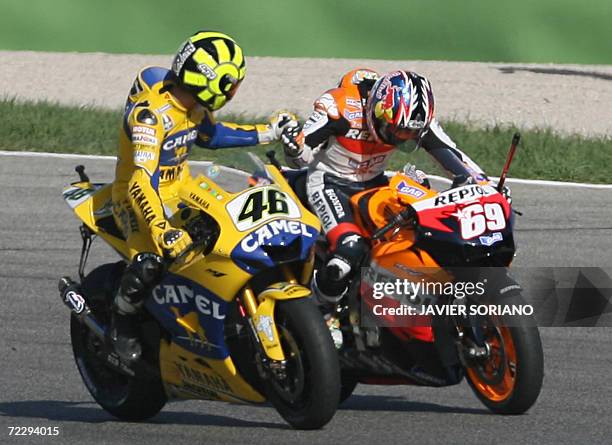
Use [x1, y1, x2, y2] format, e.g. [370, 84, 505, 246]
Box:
[66, 290, 85, 314]
[134, 150, 155, 163]
[197, 63, 217, 80]
[132, 133, 158, 146]
[239, 220, 313, 253]
[432, 185, 496, 207]
[345, 97, 363, 108]
[173, 41, 196, 75]
[162, 129, 198, 151]
[255, 315, 275, 342]
[133, 125, 156, 136]
[162, 114, 174, 131]
[344, 110, 363, 120]
[396, 181, 426, 199]
[479, 232, 503, 246]
[152, 284, 225, 320]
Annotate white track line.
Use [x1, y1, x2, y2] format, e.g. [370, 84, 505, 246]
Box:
[2, 150, 611, 189]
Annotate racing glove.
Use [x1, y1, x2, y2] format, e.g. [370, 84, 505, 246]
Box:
[281, 124, 303, 155]
[258, 111, 299, 143]
[282, 124, 309, 168]
[152, 225, 193, 259]
[270, 111, 299, 138]
[402, 163, 431, 189]
[498, 184, 512, 204]
[451, 174, 477, 188]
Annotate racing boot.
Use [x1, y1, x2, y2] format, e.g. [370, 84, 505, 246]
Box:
[311, 259, 351, 306]
[109, 308, 142, 362]
[109, 253, 164, 362]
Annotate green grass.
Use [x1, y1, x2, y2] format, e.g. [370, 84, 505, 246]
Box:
[1, 99, 610, 183]
[0, 0, 611, 64]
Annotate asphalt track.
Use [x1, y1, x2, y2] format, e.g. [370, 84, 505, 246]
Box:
[1, 153, 611, 444]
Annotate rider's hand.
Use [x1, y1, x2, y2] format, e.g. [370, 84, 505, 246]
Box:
[499, 184, 512, 204]
[402, 163, 431, 189]
[269, 111, 299, 139]
[451, 174, 477, 188]
[281, 124, 303, 157]
[158, 227, 193, 259]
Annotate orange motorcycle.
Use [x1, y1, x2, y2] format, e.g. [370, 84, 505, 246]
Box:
[272, 137, 544, 415]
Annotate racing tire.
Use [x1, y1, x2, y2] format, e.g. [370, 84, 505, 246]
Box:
[70, 263, 167, 421]
[464, 292, 544, 415]
[264, 298, 341, 429]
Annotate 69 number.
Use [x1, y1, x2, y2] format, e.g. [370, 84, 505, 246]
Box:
[458, 203, 506, 239]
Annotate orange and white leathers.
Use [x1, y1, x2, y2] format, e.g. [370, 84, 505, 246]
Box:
[285, 69, 492, 301]
[287, 69, 488, 184]
[287, 69, 490, 238]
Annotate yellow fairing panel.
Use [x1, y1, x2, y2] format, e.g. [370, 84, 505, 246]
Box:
[159, 339, 265, 403]
[252, 283, 312, 361]
[63, 182, 130, 258]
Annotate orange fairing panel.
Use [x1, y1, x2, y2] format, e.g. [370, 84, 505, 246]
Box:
[350, 175, 435, 235]
[372, 239, 440, 269]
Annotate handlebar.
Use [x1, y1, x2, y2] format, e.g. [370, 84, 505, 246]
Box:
[372, 207, 416, 241]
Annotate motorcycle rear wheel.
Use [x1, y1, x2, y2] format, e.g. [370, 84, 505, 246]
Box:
[464, 292, 543, 414]
[264, 298, 340, 429]
[70, 263, 167, 421]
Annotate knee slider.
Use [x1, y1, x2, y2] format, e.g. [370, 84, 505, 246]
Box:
[333, 233, 370, 271]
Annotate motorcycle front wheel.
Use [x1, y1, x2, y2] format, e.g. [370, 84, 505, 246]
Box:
[263, 297, 340, 429]
[464, 292, 544, 414]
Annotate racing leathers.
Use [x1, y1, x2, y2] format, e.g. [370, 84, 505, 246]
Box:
[112, 66, 281, 259]
[110, 66, 286, 360]
[284, 70, 489, 302]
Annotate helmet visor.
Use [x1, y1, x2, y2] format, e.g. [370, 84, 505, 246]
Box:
[378, 120, 424, 144]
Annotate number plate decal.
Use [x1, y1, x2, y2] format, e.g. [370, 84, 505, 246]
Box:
[226, 186, 301, 231]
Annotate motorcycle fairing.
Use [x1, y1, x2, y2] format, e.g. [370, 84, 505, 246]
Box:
[62, 164, 324, 401]
[159, 340, 265, 403]
[144, 272, 228, 359]
[63, 183, 130, 257]
[230, 221, 319, 274]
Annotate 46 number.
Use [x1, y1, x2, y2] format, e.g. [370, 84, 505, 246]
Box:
[237, 188, 289, 223]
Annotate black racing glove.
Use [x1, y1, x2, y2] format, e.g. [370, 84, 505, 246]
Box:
[281, 124, 303, 157]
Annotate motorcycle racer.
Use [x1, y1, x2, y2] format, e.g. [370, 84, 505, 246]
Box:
[282, 69, 507, 304]
[110, 31, 296, 361]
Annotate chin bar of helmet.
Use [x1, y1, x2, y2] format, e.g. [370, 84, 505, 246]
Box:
[497, 133, 520, 192]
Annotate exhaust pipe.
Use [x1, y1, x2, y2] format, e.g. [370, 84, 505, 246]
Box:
[58, 277, 107, 341]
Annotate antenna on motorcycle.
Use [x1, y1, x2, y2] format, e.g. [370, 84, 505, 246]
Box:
[497, 133, 520, 192]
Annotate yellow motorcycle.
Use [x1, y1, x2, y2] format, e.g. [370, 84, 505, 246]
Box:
[58, 154, 340, 429]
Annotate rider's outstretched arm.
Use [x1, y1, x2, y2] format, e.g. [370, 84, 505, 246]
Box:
[420, 119, 488, 182]
[195, 110, 295, 149]
[283, 93, 344, 168]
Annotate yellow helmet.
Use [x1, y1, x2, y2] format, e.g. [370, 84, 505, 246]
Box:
[171, 31, 246, 111]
